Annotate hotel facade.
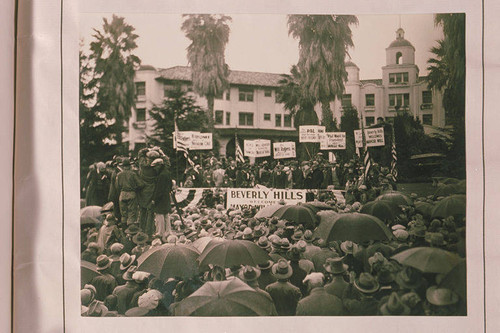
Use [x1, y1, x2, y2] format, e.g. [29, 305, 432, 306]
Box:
[128, 28, 445, 156]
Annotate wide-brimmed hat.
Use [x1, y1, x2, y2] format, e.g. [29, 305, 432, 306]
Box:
[272, 259, 293, 280]
[125, 224, 141, 235]
[291, 230, 304, 242]
[380, 292, 411, 315]
[214, 220, 226, 230]
[253, 225, 269, 238]
[324, 257, 348, 275]
[122, 265, 137, 281]
[132, 271, 151, 284]
[393, 229, 409, 241]
[391, 224, 406, 231]
[257, 236, 272, 251]
[242, 227, 254, 240]
[426, 286, 459, 306]
[239, 265, 261, 282]
[110, 243, 124, 254]
[340, 241, 358, 254]
[258, 260, 274, 270]
[279, 238, 291, 251]
[296, 240, 307, 253]
[133, 232, 149, 245]
[354, 273, 380, 294]
[119, 253, 136, 271]
[270, 236, 282, 249]
[96, 255, 112, 271]
[303, 230, 314, 242]
[395, 266, 424, 290]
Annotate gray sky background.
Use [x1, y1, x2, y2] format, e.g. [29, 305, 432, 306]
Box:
[80, 13, 444, 80]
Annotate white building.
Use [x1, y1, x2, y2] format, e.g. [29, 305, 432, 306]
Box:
[128, 28, 445, 155]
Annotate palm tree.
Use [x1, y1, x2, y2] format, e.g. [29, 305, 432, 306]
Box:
[287, 15, 358, 131]
[89, 15, 141, 149]
[276, 65, 319, 128]
[181, 14, 232, 127]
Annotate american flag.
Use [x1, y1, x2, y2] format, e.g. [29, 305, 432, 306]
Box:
[363, 148, 371, 180]
[174, 119, 195, 168]
[235, 132, 245, 164]
[390, 138, 398, 182]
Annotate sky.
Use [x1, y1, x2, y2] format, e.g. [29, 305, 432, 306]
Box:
[80, 13, 444, 80]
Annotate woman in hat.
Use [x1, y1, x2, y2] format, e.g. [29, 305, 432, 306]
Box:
[265, 259, 302, 316]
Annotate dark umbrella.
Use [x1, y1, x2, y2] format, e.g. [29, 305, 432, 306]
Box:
[434, 184, 466, 198]
[431, 194, 466, 219]
[137, 243, 200, 281]
[81, 215, 99, 228]
[375, 191, 414, 207]
[360, 200, 400, 223]
[192, 237, 224, 253]
[437, 259, 466, 299]
[197, 240, 271, 269]
[254, 203, 286, 218]
[300, 200, 336, 212]
[391, 247, 462, 274]
[414, 201, 434, 218]
[313, 213, 393, 243]
[81, 260, 101, 288]
[272, 204, 317, 229]
[172, 278, 276, 316]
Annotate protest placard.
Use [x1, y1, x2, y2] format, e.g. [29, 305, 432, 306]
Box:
[190, 132, 213, 150]
[354, 128, 385, 148]
[299, 125, 325, 142]
[273, 141, 296, 159]
[320, 132, 346, 150]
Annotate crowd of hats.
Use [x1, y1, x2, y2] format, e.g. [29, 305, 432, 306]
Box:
[81, 182, 466, 317]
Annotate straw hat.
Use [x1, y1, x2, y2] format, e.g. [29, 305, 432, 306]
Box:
[272, 259, 293, 280]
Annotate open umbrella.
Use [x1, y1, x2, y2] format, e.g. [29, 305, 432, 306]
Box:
[172, 278, 276, 316]
[192, 237, 224, 253]
[414, 201, 434, 218]
[137, 243, 200, 281]
[391, 247, 462, 274]
[437, 259, 466, 299]
[81, 260, 101, 288]
[313, 213, 393, 243]
[81, 215, 99, 228]
[375, 191, 414, 207]
[434, 184, 466, 198]
[80, 205, 102, 219]
[431, 194, 466, 219]
[254, 203, 286, 218]
[272, 204, 317, 229]
[197, 239, 271, 269]
[360, 200, 400, 223]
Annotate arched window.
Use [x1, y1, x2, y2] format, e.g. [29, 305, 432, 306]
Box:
[396, 52, 403, 64]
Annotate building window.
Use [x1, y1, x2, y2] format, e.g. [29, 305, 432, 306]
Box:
[365, 116, 375, 126]
[239, 112, 254, 126]
[284, 114, 292, 127]
[264, 88, 272, 97]
[135, 82, 146, 96]
[239, 87, 254, 102]
[215, 110, 224, 125]
[275, 114, 282, 127]
[164, 84, 176, 97]
[226, 90, 231, 101]
[341, 94, 352, 108]
[389, 72, 409, 84]
[422, 90, 433, 104]
[422, 114, 433, 125]
[264, 113, 271, 121]
[136, 108, 146, 122]
[396, 52, 403, 64]
[226, 112, 231, 125]
[389, 93, 410, 108]
[365, 94, 375, 107]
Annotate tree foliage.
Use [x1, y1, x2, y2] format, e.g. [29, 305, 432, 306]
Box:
[339, 106, 360, 160]
[89, 15, 141, 147]
[181, 14, 232, 126]
[287, 15, 358, 131]
[427, 13, 465, 178]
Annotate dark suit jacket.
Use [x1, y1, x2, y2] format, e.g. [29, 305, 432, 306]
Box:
[296, 287, 344, 316]
[265, 281, 302, 316]
[152, 166, 172, 214]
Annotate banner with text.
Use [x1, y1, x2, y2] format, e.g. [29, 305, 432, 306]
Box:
[355, 128, 386, 148]
[226, 188, 306, 210]
[320, 132, 346, 150]
[273, 141, 296, 159]
[191, 132, 213, 150]
[244, 139, 271, 157]
[299, 125, 326, 143]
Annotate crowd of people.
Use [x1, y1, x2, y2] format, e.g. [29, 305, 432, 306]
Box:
[80, 147, 466, 317]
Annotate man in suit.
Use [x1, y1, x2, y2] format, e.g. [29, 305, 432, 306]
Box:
[296, 272, 344, 316]
[151, 158, 173, 238]
[265, 259, 302, 316]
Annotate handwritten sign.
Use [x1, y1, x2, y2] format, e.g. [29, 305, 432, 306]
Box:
[244, 139, 271, 157]
[299, 125, 326, 143]
[320, 132, 346, 150]
[355, 128, 385, 148]
[190, 133, 213, 150]
[273, 142, 296, 159]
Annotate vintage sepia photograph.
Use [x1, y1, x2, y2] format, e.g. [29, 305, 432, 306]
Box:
[78, 13, 466, 317]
